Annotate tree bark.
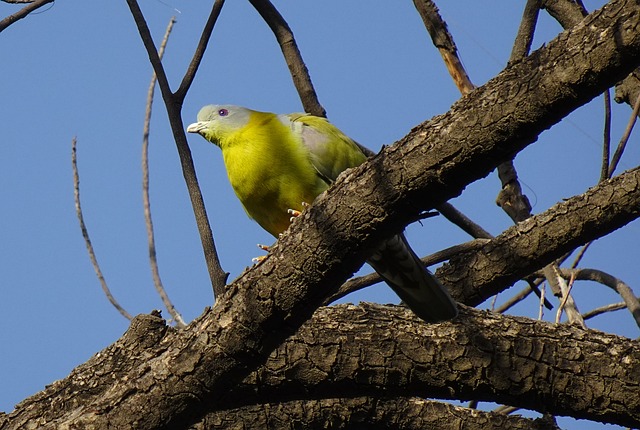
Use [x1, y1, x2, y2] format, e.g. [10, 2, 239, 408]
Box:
[3, 0, 640, 428]
[193, 397, 561, 430]
[209, 305, 639, 428]
[440, 167, 640, 306]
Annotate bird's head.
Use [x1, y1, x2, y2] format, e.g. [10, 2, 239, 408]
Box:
[186, 104, 252, 146]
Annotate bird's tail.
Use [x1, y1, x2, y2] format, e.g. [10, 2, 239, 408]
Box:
[367, 233, 458, 323]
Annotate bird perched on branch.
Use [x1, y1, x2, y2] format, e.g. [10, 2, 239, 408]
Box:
[187, 105, 458, 323]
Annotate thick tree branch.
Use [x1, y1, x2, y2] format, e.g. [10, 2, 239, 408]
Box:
[7, 306, 636, 427]
[215, 305, 640, 427]
[4, 1, 640, 427]
[193, 396, 560, 430]
[441, 167, 640, 306]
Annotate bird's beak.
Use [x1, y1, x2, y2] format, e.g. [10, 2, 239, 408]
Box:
[186, 121, 207, 134]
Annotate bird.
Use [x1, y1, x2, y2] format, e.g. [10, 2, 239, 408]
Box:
[187, 104, 458, 323]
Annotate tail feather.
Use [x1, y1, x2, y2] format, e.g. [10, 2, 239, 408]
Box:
[367, 233, 458, 323]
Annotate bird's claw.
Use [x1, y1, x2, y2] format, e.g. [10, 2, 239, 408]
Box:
[252, 255, 267, 264]
[287, 202, 310, 222]
[252, 243, 270, 264]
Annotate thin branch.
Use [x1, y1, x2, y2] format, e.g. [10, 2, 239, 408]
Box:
[582, 302, 627, 320]
[571, 241, 593, 270]
[174, 0, 225, 102]
[72, 138, 133, 321]
[142, 17, 186, 328]
[560, 268, 640, 329]
[495, 0, 540, 224]
[0, 0, 53, 33]
[493, 278, 548, 314]
[248, 0, 325, 116]
[126, 0, 229, 298]
[412, 0, 474, 93]
[436, 202, 493, 239]
[544, 265, 585, 327]
[538, 283, 546, 320]
[608, 89, 640, 176]
[555, 270, 576, 323]
[601, 89, 612, 181]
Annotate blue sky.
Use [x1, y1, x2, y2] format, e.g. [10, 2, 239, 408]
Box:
[1, 1, 638, 428]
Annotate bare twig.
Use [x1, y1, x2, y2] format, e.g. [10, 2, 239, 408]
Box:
[560, 268, 640, 329]
[493, 277, 553, 314]
[555, 270, 576, 324]
[126, 0, 229, 298]
[412, 0, 474, 93]
[142, 17, 186, 328]
[582, 302, 627, 320]
[608, 90, 640, 177]
[539, 283, 546, 320]
[248, 0, 325, 116]
[569, 240, 592, 269]
[601, 89, 612, 181]
[72, 138, 133, 321]
[545, 265, 585, 327]
[174, 0, 225, 101]
[436, 202, 493, 239]
[0, 0, 53, 32]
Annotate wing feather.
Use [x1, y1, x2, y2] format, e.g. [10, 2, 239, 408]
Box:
[281, 113, 368, 183]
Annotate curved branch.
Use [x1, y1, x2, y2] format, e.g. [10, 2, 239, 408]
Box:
[141, 17, 186, 327]
[559, 268, 640, 329]
[72, 138, 133, 321]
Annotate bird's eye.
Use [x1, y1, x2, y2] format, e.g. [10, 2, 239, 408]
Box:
[218, 108, 229, 117]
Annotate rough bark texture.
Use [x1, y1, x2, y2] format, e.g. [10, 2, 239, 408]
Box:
[439, 167, 640, 306]
[208, 305, 638, 428]
[5, 306, 638, 428]
[3, 1, 640, 428]
[193, 397, 560, 430]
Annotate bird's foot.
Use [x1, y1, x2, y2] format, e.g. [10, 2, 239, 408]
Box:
[287, 202, 310, 222]
[252, 243, 271, 264]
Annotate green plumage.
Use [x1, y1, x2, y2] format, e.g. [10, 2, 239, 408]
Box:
[188, 105, 458, 323]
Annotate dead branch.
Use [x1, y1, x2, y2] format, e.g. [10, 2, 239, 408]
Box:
[72, 138, 133, 321]
[126, 0, 229, 298]
[559, 267, 640, 329]
[141, 16, 185, 327]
